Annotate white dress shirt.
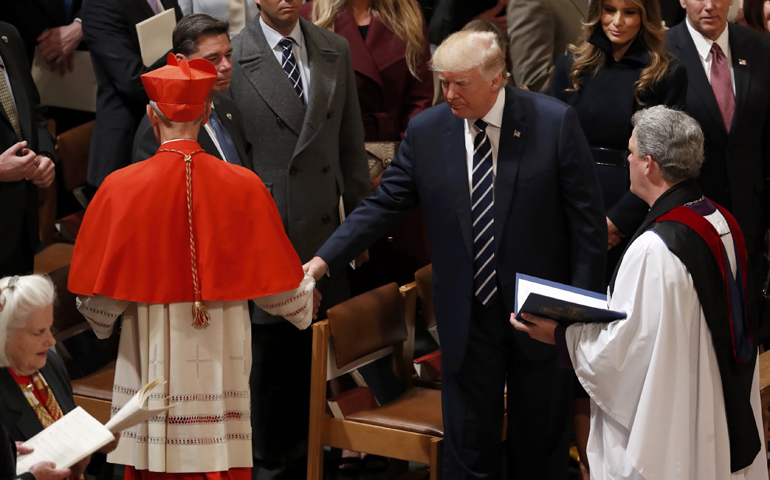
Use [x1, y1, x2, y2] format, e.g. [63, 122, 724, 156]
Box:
[463, 88, 505, 201]
[685, 19, 736, 95]
[259, 16, 311, 104]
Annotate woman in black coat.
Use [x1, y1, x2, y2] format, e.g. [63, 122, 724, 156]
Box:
[551, 0, 687, 284]
[0, 275, 116, 479]
[550, 0, 686, 477]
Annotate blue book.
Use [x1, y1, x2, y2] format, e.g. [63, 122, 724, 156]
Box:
[515, 274, 626, 325]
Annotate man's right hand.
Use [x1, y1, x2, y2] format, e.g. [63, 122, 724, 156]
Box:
[0, 142, 39, 182]
[28, 462, 71, 480]
[303, 256, 329, 282]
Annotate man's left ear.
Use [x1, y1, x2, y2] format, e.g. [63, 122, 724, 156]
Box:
[201, 103, 213, 125]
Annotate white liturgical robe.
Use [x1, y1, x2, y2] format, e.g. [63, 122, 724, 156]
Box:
[564, 210, 766, 479]
[76, 276, 314, 473]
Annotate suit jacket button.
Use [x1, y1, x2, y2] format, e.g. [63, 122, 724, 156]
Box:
[289, 166, 299, 175]
[327, 110, 333, 119]
[276, 117, 284, 127]
[466, 294, 471, 301]
[322, 215, 331, 224]
[322, 165, 330, 173]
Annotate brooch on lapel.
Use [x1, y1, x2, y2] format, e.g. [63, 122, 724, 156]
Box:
[1, 36, 7, 44]
[226, 113, 233, 120]
[514, 130, 521, 137]
[738, 59, 747, 66]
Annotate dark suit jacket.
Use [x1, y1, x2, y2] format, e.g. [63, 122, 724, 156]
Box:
[230, 16, 370, 322]
[0, 22, 55, 274]
[81, 0, 182, 187]
[1, 422, 34, 480]
[300, 3, 433, 141]
[0, 352, 107, 475]
[667, 22, 770, 259]
[317, 85, 606, 372]
[5, 0, 84, 62]
[131, 94, 253, 169]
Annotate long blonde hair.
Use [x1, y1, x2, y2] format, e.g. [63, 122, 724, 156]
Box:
[567, 0, 670, 103]
[310, 0, 426, 79]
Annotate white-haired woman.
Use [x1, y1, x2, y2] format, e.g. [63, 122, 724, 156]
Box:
[0, 275, 117, 479]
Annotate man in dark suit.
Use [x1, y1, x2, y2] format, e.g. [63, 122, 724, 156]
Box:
[229, 0, 370, 477]
[80, 0, 182, 189]
[132, 14, 252, 168]
[305, 30, 606, 480]
[667, 0, 770, 337]
[0, 22, 56, 278]
[5, 0, 84, 67]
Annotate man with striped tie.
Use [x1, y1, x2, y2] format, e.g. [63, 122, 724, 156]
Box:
[229, 0, 370, 478]
[306, 30, 606, 480]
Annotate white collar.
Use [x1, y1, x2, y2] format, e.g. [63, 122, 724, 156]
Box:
[685, 18, 730, 61]
[477, 88, 506, 130]
[259, 15, 305, 51]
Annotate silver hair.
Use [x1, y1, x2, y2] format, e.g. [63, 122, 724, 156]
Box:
[0, 275, 56, 367]
[631, 105, 704, 183]
[430, 30, 508, 89]
[149, 100, 205, 125]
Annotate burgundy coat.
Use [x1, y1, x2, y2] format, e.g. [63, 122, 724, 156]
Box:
[301, 3, 434, 141]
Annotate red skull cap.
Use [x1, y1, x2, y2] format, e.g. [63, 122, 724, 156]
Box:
[141, 53, 218, 122]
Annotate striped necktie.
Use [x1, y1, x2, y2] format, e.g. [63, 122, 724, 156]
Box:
[0, 66, 22, 142]
[471, 119, 497, 306]
[278, 37, 305, 105]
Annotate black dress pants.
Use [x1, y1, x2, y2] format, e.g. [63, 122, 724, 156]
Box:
[441, 297, 573, 480]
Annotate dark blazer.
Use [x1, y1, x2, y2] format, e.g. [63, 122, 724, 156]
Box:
[131, 94, 253, 169]
[230, 16, 370, 321]
[300, 3, 434, 141]
[0, 22, 55, 276]
[317, 85, 607, 372]
[5, 0, 84, 62]
[0, 353, 77, 442]
[1, 422, 34, 480]
[666, 22, 770, 260]
[81, 0, 182, 187]
[0, 352, 106, 475]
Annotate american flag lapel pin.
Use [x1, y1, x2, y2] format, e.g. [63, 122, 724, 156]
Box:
[514, 130, 521, 137]
[226, 113, 233, 120]
[738, 59, 747, 66]
[1, 36, 7, 44]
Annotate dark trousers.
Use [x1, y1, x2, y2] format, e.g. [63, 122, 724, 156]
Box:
[441, 297, 573, 480]
[0, 224, 34, 278]
[250, 320, 312, 480]
[250, 274, 350, 480]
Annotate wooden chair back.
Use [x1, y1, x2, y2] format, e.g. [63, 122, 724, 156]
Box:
[56, 120, 93, 192]
[307, 282, 445, 480]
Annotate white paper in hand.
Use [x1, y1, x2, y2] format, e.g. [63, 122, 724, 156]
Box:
[105, 377, 174, 433]
[136, 8, 176, 67]
[15, 407, 113, 475]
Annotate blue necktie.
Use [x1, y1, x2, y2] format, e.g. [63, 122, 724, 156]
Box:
[278, 37, 305, 105]
[471, 119, 497, 306]
[208, 109, 242, 166]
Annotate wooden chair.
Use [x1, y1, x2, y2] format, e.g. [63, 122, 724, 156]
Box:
[47, 265, 117, 424]
[759, 350, 770, 449]
[415, 264, 438, 345]
[56, 120, 93, 195]
[307, 282, 445, 480]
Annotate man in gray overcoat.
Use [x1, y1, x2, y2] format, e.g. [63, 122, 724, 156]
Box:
[228, 0, 370, 478]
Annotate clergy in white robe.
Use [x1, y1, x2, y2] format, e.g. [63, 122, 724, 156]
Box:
[68, 56, 319, 480]
[512, 106, 766, 480]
